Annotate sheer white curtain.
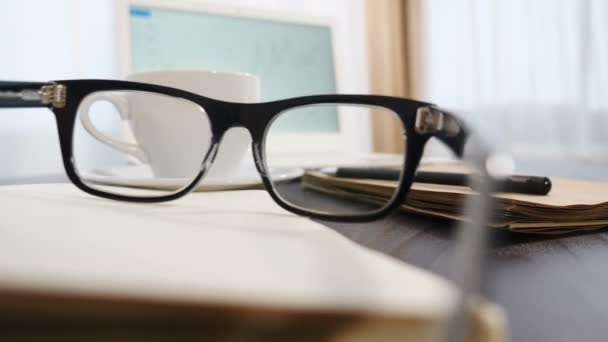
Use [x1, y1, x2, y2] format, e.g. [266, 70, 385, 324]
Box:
[423, 0, 608, 157]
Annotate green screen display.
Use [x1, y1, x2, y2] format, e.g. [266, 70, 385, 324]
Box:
[129, 6, 338, 133]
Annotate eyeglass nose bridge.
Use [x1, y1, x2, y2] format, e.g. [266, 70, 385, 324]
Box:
[213, 125, 268, 181]
[214, 103, 270, 177]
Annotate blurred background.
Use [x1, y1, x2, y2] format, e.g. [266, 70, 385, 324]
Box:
[1, 0, 607, 180]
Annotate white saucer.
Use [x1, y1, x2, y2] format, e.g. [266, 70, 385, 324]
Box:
[82, 164, 303, 192]
[80, 154, 459, 193]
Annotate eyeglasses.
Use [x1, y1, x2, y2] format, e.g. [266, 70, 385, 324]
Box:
[0, 79, 470, 222]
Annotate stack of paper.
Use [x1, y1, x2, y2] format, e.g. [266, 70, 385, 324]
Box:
[303, 164, 608, 234]
[0, 184, 504, 341]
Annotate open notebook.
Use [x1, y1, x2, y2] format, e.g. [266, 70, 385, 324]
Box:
[0, 184, 503, 341]
[303, 163, 608, 234]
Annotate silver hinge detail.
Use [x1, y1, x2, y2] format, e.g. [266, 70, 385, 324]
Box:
[40, 84, 67, 108]
[415, 106, 444, 134]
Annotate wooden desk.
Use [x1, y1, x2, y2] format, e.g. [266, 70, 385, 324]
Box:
[3, 159, 607, 342]
[318, 159, 608, 342]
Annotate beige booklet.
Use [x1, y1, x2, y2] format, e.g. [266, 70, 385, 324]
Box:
[0, 184, 504, 341]
[303, 164, 608, 234]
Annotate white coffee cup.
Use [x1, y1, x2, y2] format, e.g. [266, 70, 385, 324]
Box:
[78, 70, 259, 179]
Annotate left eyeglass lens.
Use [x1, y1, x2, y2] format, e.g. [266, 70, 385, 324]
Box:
[72, 90, 212, 198]
[263, 103, 407, 217]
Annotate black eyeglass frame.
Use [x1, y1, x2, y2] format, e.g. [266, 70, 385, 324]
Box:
[0, 79, 469, 222]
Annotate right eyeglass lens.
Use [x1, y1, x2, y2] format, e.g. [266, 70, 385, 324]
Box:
[263, 103, 407, 217]
[72, 90, 213, 198]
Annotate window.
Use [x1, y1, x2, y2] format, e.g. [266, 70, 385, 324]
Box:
[424, 0, 608, 157]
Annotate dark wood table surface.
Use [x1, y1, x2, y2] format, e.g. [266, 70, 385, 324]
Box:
[3, 158, 607, 342]
[321, 159, 608, 342]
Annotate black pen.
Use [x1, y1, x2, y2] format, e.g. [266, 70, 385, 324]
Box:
[333, 167, 552, 195]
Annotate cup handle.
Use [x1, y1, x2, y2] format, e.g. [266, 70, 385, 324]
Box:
[78, 93, 149, 163]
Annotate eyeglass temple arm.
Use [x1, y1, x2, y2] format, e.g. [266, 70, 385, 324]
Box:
[439, 133, 496, 342]
[423, 108, 498, 342]
[0, 81, 58, 108]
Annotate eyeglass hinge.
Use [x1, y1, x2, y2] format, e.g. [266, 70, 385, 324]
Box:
[415, 106, 444, 135]
[39, 84, 67, 108]
[0, 84, 66, 108]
